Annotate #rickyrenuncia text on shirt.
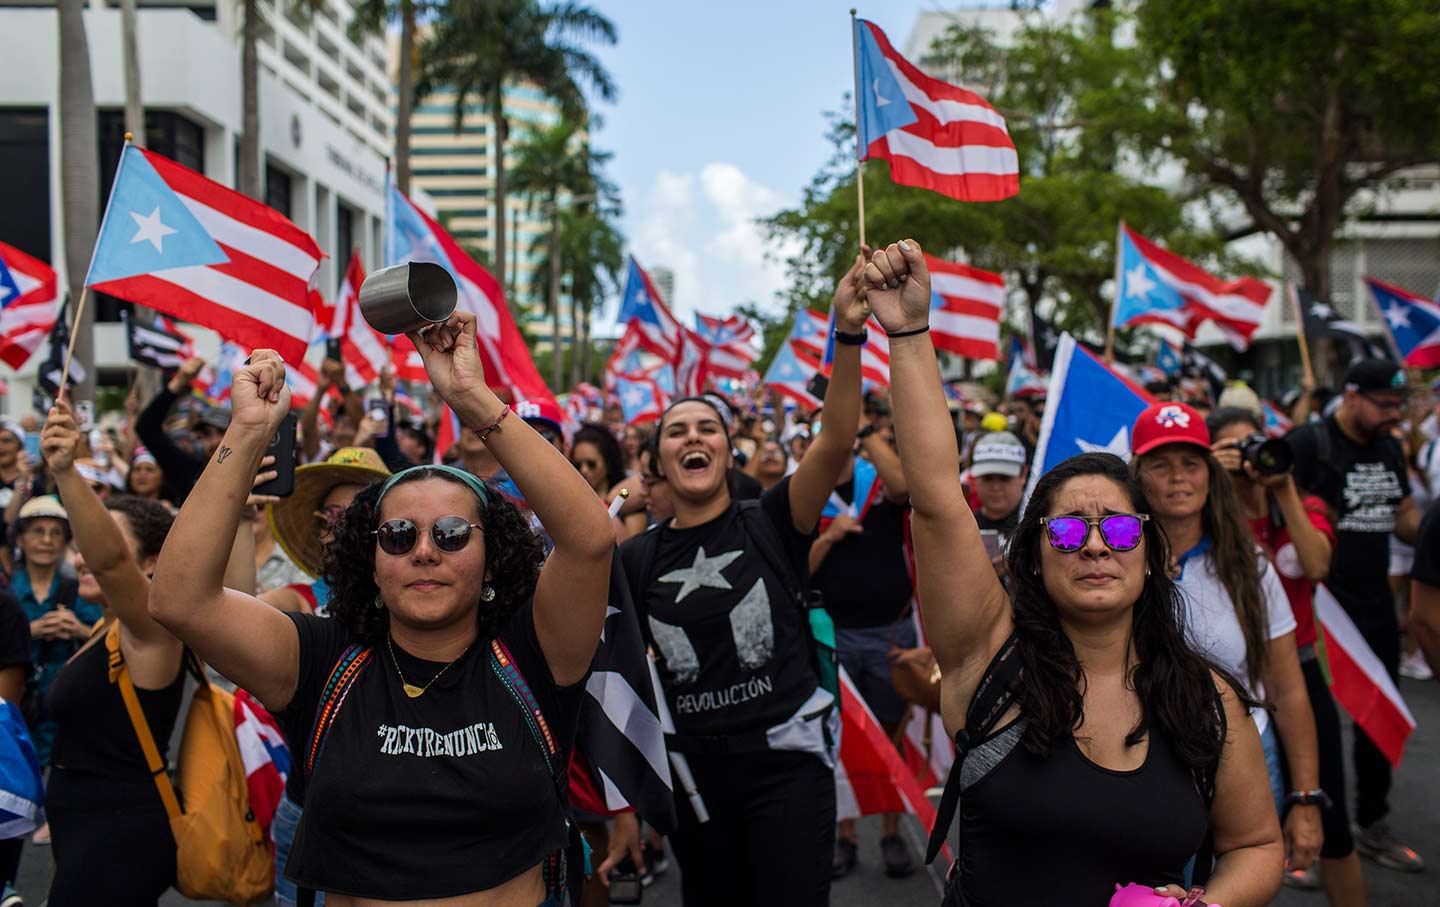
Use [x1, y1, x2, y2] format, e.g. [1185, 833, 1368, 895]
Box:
[375, 721, 505, 758]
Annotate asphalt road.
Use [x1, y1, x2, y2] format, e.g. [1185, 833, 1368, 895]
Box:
[15, 676, 1439, 906]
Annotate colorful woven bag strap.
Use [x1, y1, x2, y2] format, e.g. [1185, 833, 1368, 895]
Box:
[488, 636, 578, 900]
[305, 644, 373, 777]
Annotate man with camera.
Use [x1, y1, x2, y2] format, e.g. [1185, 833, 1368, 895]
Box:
[1285, 359, 1424, 875]
[1209, 405, 1368, 901]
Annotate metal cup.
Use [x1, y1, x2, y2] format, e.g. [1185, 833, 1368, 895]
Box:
[358, 262, 458, 335]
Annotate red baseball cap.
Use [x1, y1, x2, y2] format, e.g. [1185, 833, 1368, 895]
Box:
[1130, 402, 1210, 457]
[514, 397, 566, 435]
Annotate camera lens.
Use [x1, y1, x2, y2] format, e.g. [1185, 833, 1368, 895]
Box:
[1243, 435, 1293, 476]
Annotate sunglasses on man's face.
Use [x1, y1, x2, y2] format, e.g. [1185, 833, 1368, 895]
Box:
[1039, 514, 1149, 553]
[373, 516, 484, 556]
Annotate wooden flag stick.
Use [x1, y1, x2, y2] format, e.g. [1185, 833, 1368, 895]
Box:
[56, 285, 89, 394]
[1289, 282, 1316, 387]
[850, 8, 866, 250]
[1105, 221, 1122, 364]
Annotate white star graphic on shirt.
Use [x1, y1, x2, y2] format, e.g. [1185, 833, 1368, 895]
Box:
[130, 206, 177, 253]
[1384, 304, 1411, 329]
[659, 546, 743, 603]
[1126, 263, 1158, 300]
[1076, 426, 1131, 461]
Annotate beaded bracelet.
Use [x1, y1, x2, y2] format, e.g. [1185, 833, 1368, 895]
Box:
[471, 405, 512, 441]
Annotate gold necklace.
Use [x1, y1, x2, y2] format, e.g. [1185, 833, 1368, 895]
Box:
[385, 634, 471, 698]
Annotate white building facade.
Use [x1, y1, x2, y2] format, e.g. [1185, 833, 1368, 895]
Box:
[0, 0, 392, 410]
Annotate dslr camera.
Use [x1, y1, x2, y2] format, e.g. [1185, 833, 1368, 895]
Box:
[1234, 433, 1293, 476]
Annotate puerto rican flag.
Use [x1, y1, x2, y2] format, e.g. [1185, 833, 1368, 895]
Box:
[1362, 276, 1440, 368]
[613, 372, 667, 424]
[617, 256, 682, 360]
[604, 321, 647, 390]
[834, 668, 951, 863]
[805, 309, 892, 387]
[1314, 585, 1416, 766]
[0, 242, 61, 370]
[85, 144, 322, 365]
[854, 18, 1018, 203]
[926, 255, 1004, 361]
[763, 340, 823, 409]
[1112, 223, 1272, 350]
[1262, 400, 1292, 438]
[386, 182, 552, 404]
[695, 312, 755, 347]
[434, 403, 463, 462]
[324, 253, 392, 385]
[233, 689, 290, 836]
[390, 334, 429, 382]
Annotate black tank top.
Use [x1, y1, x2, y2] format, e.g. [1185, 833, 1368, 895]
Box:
[957, 720, 1208, 907]
[46, 631, 184, 779]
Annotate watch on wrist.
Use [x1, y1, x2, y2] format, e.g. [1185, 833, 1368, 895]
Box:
[833, 328, 868, 346]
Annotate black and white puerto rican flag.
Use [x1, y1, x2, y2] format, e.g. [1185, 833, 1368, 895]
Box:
[1292, 284, 1390, 360]
[576, 555, 677, 833]
[124, 309, 195, 371]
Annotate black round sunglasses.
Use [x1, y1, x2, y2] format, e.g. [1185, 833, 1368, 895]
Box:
[373, 516, 484, 556]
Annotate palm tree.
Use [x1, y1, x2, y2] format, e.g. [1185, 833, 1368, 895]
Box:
[349, 0, 430, 196]
[509, 119, 591, 389]
[417, 0, 617, 296]
[238, 0, 324, 200]
[120, 0, 145, 144]
[57, 0, 98, 402]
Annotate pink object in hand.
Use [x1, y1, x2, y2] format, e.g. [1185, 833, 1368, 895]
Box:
[1109, 883, 1179, 907]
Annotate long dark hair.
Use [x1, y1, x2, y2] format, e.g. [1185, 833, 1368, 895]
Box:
[1006, 452, 1232, 772]
[1134, 444, 1270, 685]
[322, 473, 545, 648]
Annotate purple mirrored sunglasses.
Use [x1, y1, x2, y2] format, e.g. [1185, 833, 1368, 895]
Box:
[1038, 514, 1149, 553]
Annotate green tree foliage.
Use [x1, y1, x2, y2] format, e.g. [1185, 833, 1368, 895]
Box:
[764, 9, 1239, 359]
[1132, 0, 1440, 302]
[417, 0, 617, 294]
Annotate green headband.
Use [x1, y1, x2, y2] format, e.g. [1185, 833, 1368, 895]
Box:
[376, 464, 491, 511]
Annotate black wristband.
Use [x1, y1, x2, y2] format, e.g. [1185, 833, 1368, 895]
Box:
[885, 324, 930, 339]
[1285, 789, 1332, 809]
[833, 328, 868, 346]
[856, 424, 877, 440]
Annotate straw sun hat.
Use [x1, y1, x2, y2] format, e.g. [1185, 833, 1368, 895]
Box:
[267, 447, 391, 578]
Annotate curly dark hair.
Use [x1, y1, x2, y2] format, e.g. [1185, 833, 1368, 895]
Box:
[1005, 452, 1244, 773]
[321, 470, 546, 648]
[571, 423, 627, 492]
[104, 495, 175, 560]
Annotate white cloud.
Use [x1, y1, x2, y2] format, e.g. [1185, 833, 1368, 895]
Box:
[620, 162, 799, 328]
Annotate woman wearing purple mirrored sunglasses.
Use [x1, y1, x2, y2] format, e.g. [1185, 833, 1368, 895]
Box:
[868, 238, 1282, 907]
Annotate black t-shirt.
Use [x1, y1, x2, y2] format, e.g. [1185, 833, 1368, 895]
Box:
[974, 508, 1020, 540]
[1288, 417, 1411, 615]
[731, 468, 763, 501]
[0, 588, 30, 672]
[812, 481, 913, 629]
[1412, 500, 1440, 590]
[629, 476, 819, 737]
[277, 602, 582, 899]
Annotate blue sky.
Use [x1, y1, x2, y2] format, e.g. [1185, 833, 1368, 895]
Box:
[587, 1, 939, 327]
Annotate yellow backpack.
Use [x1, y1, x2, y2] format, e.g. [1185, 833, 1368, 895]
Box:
[107, 624, 274, 905]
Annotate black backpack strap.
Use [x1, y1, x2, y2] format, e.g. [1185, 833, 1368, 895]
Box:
[924, 632, 1024, 865]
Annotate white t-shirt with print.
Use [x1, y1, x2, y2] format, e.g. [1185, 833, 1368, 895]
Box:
[1176, 544, 1296, 735]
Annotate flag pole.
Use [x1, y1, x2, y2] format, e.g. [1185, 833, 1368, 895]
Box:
[1105, 221, 1123, 364]
[850, 9, 866, 250]
[62, 132, 135, 396]
[1289, 282, 1316, 388]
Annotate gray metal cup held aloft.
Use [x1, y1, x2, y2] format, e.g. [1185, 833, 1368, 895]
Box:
[358, 262, 458, 335]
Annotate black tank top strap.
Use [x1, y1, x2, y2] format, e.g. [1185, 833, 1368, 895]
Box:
[925, 632, 1024, 865]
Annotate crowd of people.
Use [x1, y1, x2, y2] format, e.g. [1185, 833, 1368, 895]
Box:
[0, 242, 1433, 907]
